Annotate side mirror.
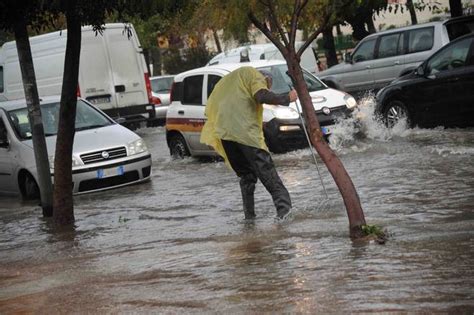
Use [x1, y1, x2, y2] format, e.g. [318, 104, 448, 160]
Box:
[344, 52, 352, 64]
[115, 117, 126, 125]
[416, 65, 425, 76]
[0, 132, 9, 148]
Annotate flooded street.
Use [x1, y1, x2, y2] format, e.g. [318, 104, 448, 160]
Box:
[1, 101, 473, 313]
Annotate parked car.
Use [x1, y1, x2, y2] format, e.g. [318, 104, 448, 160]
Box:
[165, 60, 358, 158]
[319, 15, 474, 96]
[375, 33, 474, 128]
[150, 75, 174, 121]
[0, 96, 152, 199]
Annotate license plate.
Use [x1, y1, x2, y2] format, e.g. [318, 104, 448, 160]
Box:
[97, 166, 124, 179]
[89, 97, 111, 105]
[322, 127, 331, 135]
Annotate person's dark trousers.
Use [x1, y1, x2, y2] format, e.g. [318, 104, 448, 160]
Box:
[221, 140, 291, 219]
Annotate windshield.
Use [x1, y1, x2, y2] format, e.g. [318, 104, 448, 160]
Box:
[151, 77, 174, 93]
[8, 100, 113, 140]
[257, 64, 326, 94]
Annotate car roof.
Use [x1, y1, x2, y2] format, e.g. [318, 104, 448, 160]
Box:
[0, 95, 62, 111]
[362, 20, 444, 41]
[174, 59, 288, 81]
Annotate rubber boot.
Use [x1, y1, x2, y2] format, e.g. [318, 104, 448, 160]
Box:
[240, 174, 257, 219]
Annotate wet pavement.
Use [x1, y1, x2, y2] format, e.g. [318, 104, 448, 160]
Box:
[1, 99, 473, 313]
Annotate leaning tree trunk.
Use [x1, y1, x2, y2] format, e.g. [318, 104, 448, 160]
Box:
[406, 0, 418, 25]
[212, 29, 222, 53]
[53, 1, 81, 225]
[322, 26, 338, 68]
[13, 14, 53, 217]
[286, 52, 366, 238]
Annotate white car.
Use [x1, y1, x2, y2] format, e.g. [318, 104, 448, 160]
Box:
[165, 60, 358, 157]
[0, 96, 152, 199]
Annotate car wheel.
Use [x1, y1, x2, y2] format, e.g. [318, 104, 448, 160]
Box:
[169, 134, 190, 159]
[22, 173, 40, 200]
[383, 100, 411, 128]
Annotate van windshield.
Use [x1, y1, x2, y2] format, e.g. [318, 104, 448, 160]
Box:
[8, 100, 113, 140]
[257, 64, 326, 94]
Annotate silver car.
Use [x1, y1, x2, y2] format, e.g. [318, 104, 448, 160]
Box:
[319, 15, 474, 95]
[0, 96, 152, 199]
[150, 75, 174, 120]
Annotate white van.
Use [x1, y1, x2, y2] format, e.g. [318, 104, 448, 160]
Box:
[0, 23, 155, 127]
[207, 42, 320, 74]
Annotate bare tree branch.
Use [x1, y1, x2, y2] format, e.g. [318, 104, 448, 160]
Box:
[289, 0, 298, 48]
[267, 0, 289, 47]
[248, 11, 287, 56]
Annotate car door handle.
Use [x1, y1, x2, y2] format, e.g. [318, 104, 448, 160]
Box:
[394, 61, 400, 65]
[178, 110, 185, 115]
[365, 65, 371, 69]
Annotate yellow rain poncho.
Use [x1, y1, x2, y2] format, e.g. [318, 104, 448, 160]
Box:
[200, 67, 268, 167]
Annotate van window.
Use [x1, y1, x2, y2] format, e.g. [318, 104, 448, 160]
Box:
[352, 39, 376, 62]
[183, 75, 203, 105]
[378, 33, 403, 58]
[0, 66, 4, 93]
[426, 37, 472, 75]
[207, 75, 222, 98]
[408, 27, 434, 53]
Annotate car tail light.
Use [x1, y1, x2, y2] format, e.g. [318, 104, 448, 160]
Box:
[76, 85, 81, 97]
[151, 96, 162, 105]
[144, 73, 153, 104]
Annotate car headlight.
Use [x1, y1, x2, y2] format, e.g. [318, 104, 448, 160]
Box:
[49, 156, 81, 169]
[272, 106, 300, 119]
[344, 94, 357, 109]
[127, 139, 148, 156]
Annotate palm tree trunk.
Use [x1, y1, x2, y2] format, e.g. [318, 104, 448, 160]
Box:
[13, 14, 53, 217]
[53, 0, 81, 225]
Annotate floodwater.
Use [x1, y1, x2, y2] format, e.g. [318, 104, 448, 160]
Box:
[1, 99, 473, 313]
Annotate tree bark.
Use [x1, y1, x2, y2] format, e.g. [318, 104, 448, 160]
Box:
[53, 0, 81, 225]
[449, 0, 463, 17]
[286, 51, 366, 238]
[406, 0, 418, 25]
[13, 14, 53, 217]
[322, 26, 338, 68]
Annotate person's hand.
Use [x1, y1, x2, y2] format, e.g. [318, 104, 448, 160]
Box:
[288, 89, 298, 102]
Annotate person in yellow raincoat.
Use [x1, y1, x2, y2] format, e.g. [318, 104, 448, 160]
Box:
[201, 66, 298, 220]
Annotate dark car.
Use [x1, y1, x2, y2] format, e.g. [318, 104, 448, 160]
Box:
[375, 33, 474, 128]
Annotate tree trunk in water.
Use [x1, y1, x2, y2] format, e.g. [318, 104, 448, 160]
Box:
[449, 0, 463, 17]
[212, 29, 222, 53]
[322, 26, 338, 68]
[53, 1, 81, 225]
[406, 0, 418, 25]
[286, 51, 366, 238]
[13, 14, 54, 217]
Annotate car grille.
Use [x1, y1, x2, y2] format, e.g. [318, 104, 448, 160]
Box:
[80, 147, 127, 164]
